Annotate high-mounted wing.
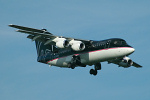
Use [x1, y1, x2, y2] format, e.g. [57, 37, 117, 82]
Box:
[9, 24, 92, 51]
[9, 24, 52, 34]
[108, 57, 142, 68]
[132, 62, 142, 68]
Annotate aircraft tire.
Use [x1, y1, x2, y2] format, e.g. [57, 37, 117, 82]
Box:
[90, 69, 97, 75]
[90, 69, 94, 74]
[93, 70, 97, 76]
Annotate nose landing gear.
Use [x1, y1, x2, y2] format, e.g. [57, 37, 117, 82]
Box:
[90, 63, 101, 76]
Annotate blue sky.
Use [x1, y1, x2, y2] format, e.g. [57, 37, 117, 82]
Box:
[0, 0, 150, 100]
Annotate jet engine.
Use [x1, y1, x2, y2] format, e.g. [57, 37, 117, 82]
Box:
[69, 40, 85, 51]
[118, 57, 133, 68]
[53, 37, 69, 48]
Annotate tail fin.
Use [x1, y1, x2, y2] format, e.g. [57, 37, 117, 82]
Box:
[35, 41, 53, 63]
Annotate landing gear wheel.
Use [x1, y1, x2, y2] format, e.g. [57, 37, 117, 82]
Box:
[90, 69, 94, 74]
[89, 63, 101, 76]
[90, 69, 98, 76]
[93, 70, 97, 76]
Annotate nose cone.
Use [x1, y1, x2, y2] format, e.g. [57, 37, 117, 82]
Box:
[128, 47, 135, 54]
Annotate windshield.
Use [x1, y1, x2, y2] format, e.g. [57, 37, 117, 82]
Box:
[113, 40, 131, 47]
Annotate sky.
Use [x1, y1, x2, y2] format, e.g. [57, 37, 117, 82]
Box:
[0, 0, 150, 100]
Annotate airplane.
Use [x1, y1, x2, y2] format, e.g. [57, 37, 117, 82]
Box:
[9, 24, 142, 76]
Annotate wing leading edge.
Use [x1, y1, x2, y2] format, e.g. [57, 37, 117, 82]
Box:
[9, 24, 92, 45]
[9, 24, 52, 34]
[133, 62, 142, 68]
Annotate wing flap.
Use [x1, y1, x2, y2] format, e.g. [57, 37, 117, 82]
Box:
[17, 30, 56, 38]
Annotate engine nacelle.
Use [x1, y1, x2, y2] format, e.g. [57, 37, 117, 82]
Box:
[119, 57, 133, 68]
[69, 40, 85, 51]
[53, 37, 69, 48]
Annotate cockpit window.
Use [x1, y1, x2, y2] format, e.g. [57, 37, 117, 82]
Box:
[114, 40, 127, 46]
[121, 41, 127, 45]
[111, 39, 130, 47]
[114, 41, 118, 44]
[114, 41, 121, 45]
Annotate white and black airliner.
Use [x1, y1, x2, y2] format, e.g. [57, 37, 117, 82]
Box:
[9, 24, 142, 76]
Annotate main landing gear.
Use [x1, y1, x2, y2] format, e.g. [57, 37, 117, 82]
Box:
[68, 55, 86, 69]
[90, 63, 101, 76]
[68, 55, 101, 76]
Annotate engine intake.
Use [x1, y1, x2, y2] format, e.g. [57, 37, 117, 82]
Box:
[69, 40, 85, 51]
[53, 37, 69, 48]
[119, 57, 133, 68]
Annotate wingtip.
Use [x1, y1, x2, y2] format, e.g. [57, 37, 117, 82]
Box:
[138, 64, 143, 68]
[139, 65, 143, 68]
[8, 24, 13, 27]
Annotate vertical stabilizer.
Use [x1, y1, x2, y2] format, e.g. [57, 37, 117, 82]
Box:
[35, 41, 54, 63]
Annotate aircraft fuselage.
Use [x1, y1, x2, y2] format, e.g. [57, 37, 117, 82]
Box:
[37, 38, 135, 67]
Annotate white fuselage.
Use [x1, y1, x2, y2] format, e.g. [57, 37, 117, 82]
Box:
[47, 47, 135, 67]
